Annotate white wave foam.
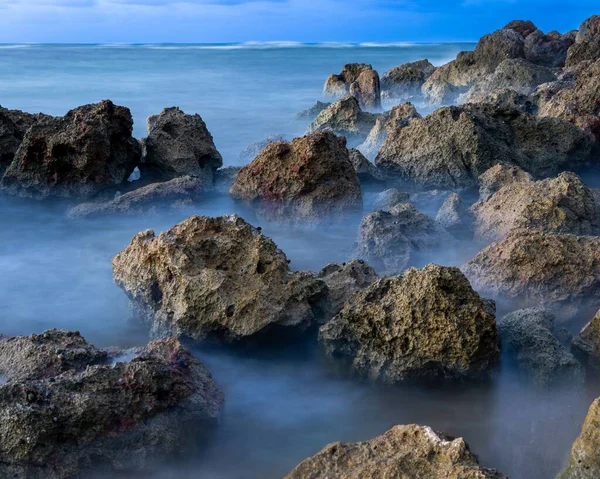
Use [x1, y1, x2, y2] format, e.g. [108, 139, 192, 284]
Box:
[0, 44, 34, 49]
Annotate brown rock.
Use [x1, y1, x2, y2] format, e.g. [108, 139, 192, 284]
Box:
[0, 107, 48, 176]
[477, 164, 534, 201]
[572, 310, 600, 370]
[565, 15, 600, 67]
[381, 59, 436, 102]
[560, 397, 600, 478]
[323, 64, 381, 110]
[504, 20, 538, 39]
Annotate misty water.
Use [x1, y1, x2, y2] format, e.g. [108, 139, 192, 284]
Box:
[1, 43, 598, 479]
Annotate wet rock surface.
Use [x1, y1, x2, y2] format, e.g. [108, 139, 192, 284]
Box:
[0, 330, 223, 479]
[230, 131, 362, 225]
[0, 100, 141, 199]
[319, 264, 499, 382]
[498, 308, 583, 386]
[112, 215, 328, 340]
[284, 424, 506, 479]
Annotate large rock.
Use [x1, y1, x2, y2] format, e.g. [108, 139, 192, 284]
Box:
[230, 131, 362, 225]
[323, 64, 381, 110]
[462, 231, 600, 319]
[375, 103, 594, 190]
[565, 15, 600, 67]
[498, 308, 583, 386]
[0, 330, 223, 478]
[560, 397, 600, 478]
[284, 424, 506, 479]
[0, 100, 141, 199]
[573, 310, 600, 370]
[477, 164, 534, 201]
[307, 95, 378, 146]
[504, 20, 538, 39]
[381, 59, 436, 102]
[319, 264, 500, 382]
[355, 203, 453, 274]
[316, 260, 378, 317]
[0, 107, 48, 176]
[524, 29, 574, 67]
[467, 88, 538, 114]
[470, 170, 597, 240]
[112, 215, 328, 340]
[348, 148, 384, 184]
[142, 107, 222, 185]
[67, 175, 203, 219]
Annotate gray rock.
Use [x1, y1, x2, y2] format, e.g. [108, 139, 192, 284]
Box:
[238, 134, 287, 163]
[381, 59, 436, 102]
[435, 193, 472, 238]
[372, 188, 410, 211]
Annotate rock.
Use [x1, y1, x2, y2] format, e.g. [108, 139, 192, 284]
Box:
[565, 15, 600, 67]
[230, 131, 362, 225]
[323, 64, 381, 110]
[498, 308, 583, 386]
[372, 188, 410, 211]
[524, 29, 574, 67]
[319, 264, 500, 382]
[355, 203, 454, 275]
[66, 175, 203, 219]
[142, 107, 222, 185]
[504, 20, 538, 39]
[316, 260, 378, 317]
[357, 102, 420, 160]
[462, 231, 600, 319]
[348, 148, 384, 184]
[375, 103, 594, 190]
[284, 424, 506, 479]
[0, 331, 223, 479]
[0, 100, 141, 199]
[295, 101, 331, 120]
[409, 190, 453, 214]
[435, 193, 472, 238]
[572, 310, 600, 370]
[112, 215, 328, 340]
[560, 397, 600, 478]
[470, 171, 597, 241]
[0, 107, 48, 176]
[238, 134, 286, 164]
[467, 88, 538, 114]
[477, 164, 534, 201]
[381, 59, 436, 102]
[307, 95, 378, 146]
[213, 166, 241, 192]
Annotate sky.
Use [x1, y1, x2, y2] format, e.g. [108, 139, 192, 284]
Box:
[0, 0, 597, 43]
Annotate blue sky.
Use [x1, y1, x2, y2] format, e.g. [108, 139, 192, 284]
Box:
[0, 0, 597, 43]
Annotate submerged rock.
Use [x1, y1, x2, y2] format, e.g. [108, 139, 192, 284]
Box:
[561, 397, 600, 478]
[0, 107, 48, 176]
[572, 310, 600, 370]
[498, 308, 583, 386]
[462, 231, 600, 319]
[381, 59, 436, 102]
[112, 215, 328, 340]
[319, 264, 499, 382]
[470, 171, 597, 240]
[142, 107, 222, 185]
[284, 424, 506, 479]
[375, 103, 594, 190]
[67, 175, 203, 219]
[323, 64, 381, 110]
[316, 260, 378, 317]
[355, 203, 453, 275]
[238, 134, 286, 164]
[0, 331, 223, 479]
[230, 131, 362, 226]
[0, 100, 141, 199]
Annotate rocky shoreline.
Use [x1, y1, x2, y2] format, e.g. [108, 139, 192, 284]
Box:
[2, 14, 600, 479]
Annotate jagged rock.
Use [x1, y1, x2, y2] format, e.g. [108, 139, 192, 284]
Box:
[348, 148, 384, 184]
[573, 310, 600, 370]
[372, 188, 410, 211]
[462, 231, 600, 319]
[213, 166, 241, 192]
[467, 88, 538, 114]
[0, 100, 141, 199]
[381, 59, 436, 102]
[358, 102, 420, 160]
[323, 64, 381, 110]
[0, 331, 223, 479]
[308, 95, 378, 146]
[355, 203, 453, 274]
[565, 15, 600, 67]
[319, 264, 499, 382]
[436, 193, 472, 238]
[477, 164, 534, 201]
[470, 171, 597, 240]
[316, 260, 378, 317]
[284, 424, 506, 479]
[524, 29, 574, 67]
[560, 397, 600, 478]
[498, 308, 583, 386]
[230, 131, 362, 225]
[142, 107, 222, 185]
[112, 215, 328, 340]
[504, 20, 538, 39]
[0, 107, 48, 176]
[238, 134, 286, 163]
[375, 103, 594, 190]
[67, 176, 203, 219]
[295, 101, 331, 120]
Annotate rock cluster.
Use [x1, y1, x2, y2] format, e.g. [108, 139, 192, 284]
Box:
[323, 63, 381, 110]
